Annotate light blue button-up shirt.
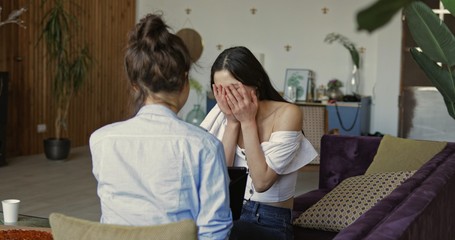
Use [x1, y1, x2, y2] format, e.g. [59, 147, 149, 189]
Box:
[90, 104, 232, 240]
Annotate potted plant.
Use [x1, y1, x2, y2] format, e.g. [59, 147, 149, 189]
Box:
[356, 0, 455, 119]
[327, 79, 344, 101]
[39, 0, 92, 160]
[324, 33, 361, 98]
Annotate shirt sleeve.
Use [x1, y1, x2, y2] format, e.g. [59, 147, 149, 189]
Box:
[262, 131, 318, 174]
[197, 139, 233, 240]
[89, 131, 102, 181]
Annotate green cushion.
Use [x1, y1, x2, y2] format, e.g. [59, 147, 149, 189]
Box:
[49, 213, 197, 240]
[365, 135, 446, 174]
[293, 171, 415, 232]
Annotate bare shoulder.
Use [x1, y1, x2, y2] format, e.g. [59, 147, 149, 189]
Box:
[274, 102, 302, 131]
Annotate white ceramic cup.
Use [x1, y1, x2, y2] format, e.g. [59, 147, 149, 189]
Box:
[2, 199, 20, 223]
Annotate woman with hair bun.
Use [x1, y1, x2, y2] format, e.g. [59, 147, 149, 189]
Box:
[90, 14, 232, 240]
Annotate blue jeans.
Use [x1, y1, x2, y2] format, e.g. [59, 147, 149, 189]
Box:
[229, 200, 293, 240]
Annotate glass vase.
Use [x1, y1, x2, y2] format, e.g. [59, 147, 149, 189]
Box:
[346, 64, 360, 96]
[185, 104, 206, 125]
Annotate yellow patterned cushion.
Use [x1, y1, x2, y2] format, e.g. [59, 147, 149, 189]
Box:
[293, 171, 415, 232]
[365, 135, 446, 174]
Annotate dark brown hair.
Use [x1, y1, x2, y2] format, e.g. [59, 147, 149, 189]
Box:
[210, 46, 286, 102]
[125, 13, 192, 114]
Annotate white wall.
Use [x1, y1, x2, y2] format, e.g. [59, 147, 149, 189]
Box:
[136, 0, 402, 136]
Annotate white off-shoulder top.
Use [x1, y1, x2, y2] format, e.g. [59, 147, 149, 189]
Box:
[200, 105, 318, 202]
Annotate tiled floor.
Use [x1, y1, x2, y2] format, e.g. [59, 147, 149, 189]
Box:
[0, 146, 100, 221]
[0, 146, 319, 221]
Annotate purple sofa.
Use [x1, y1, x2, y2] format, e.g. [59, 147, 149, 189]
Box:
[293, 134, 455, 240]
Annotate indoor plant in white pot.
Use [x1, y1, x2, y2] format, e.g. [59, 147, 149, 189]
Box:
[40, 0, 91, 160]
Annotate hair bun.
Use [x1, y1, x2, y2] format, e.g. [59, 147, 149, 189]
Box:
[134, 13, 170, 48]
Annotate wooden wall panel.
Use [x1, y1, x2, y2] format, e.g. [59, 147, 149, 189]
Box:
[0, 1, 18, 72]
[1, 0, 135, 157]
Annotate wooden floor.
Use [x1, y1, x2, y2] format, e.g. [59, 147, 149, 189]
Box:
[0, 146, 318, 221]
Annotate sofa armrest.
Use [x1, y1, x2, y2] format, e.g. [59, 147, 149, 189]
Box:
[334, 142, 455, 240]
[319, 134, 381, 190]
[292, 135, 382, 225]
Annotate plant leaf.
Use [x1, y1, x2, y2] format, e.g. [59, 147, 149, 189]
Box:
[324, 33, 360, 68]
[443, 97, 455, 119]
[189, 78, 203, 94]
[405, 2, 455, 66]
[356, 0, 415, 33]
[442, 0, 455, 16]
[410, 48, 455, 104]
[70, 46, 91, 93]
[189, 78, 204, 104]
[350, 49, 360, 69]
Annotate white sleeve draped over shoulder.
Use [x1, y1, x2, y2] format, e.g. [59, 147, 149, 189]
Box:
[200, 104, 226, 140]
[263, 131, 317, 174]
[200, 104, 318, 174]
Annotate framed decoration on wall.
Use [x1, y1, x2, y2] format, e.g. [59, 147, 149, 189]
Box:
[284, 69, 313, 102]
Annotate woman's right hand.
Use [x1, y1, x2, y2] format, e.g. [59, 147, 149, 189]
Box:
[213, 84, 239, 123]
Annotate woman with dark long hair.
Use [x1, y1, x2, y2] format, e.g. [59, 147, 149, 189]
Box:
[201, 46, 317, 240]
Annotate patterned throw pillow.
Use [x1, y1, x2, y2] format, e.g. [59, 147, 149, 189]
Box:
[293, 171, 415, 232]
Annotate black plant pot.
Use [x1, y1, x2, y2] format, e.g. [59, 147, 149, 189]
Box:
[43, 138, 71, 160]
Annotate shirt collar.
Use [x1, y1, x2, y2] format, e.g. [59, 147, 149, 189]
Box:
[136, 104, 178, 119]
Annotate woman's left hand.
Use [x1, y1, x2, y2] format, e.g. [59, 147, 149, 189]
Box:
[225, 83, 258, 124]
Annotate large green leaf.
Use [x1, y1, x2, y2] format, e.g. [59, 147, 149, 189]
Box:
[442, 0, 455, 16]
[356, 0, 415, 33]
[410, 48, 455, 104]
[405, 2, 455, 66]
[443, 97, 455, 119]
